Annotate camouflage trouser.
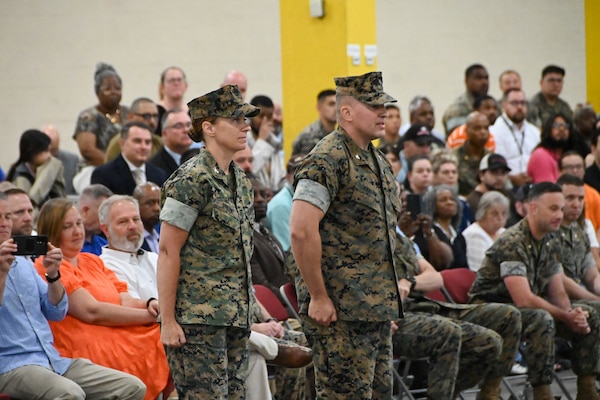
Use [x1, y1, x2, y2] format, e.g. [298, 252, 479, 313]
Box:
[272, 329, 309, 400]
[393, 312, 502, 400]
[520, 304, 600, 385]
[439, 302, 521, 379]
[305, 319, 393, 400]
[166, 324, 250, 400]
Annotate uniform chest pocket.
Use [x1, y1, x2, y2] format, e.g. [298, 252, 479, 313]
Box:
[349, 182, 382, 213]
[211, 201, 241, 231]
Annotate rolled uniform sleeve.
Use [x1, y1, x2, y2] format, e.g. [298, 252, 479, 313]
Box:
[160, 197, 198, 232]
[293, 179, 331, 213]
[500, 261, 528, 279]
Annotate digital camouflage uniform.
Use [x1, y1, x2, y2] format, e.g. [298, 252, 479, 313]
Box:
[455, 144, 488, 197]
[292, 71, 402, 399]
[393, 233, 519, 400]
[469, 218, 600, 386]
[527, 92, 573, 127]
[442, 92, 475, 135]
[160, 85, 259, 399]
[292, 120, 333, 155]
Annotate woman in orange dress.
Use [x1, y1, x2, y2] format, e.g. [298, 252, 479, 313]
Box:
[34, 198, 169, 400]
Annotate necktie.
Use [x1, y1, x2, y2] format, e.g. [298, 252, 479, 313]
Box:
[132, 169, 144, 186]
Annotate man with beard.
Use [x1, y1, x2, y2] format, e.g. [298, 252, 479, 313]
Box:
[455, 111, 490, 196]
[466, 153, 514, 218]
[133, 182, 161, 253]
[442, 64, 490, 135]
[99, 195, 157, 300]
[490, 89, 540, 189]
[5, 188, 35, 236]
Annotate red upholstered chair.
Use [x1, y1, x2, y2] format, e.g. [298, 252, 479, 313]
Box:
[279, 282, 302, 321]
[253, 284, 293, 329]
[439, 268, 476, 304]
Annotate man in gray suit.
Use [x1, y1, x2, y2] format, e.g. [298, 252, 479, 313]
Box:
[41, 125, 80, 195]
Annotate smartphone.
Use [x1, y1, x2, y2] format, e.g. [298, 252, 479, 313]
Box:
[13, 235, 48, 256]
[405, 194, 422, 220]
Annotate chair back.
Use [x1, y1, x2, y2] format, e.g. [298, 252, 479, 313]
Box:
[280, 282, 301, 321]
[254, 284, 291, 322]
[439, 268, 476, 304]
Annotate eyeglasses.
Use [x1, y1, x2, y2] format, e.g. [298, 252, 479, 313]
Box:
[133, 112, 159, 121]
[508, 100, 527, 107]
[552, 122, 570, 129]
[561, 164, 583, 171]
[167, 122, 192, 130]
[165, 77, 185, 84]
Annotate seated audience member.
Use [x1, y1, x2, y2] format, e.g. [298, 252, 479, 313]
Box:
[430, 149, 473, 231]
[99, 195, 157, 300]
[265, 154, 305, 253]
[556, 174, 600, 304]
[0, 192, 147, 400]
[455, 111, 490, 196]
[7, 129, 66, 207]
[4, 188, 35, 235]
[397, 124, 434, 183]
[34, 198, 170, 400]
[41, 124, 81, 195]
[249, 175, 291, 305]
[379, 103, 402, 147]
[157, 66, 189, 134]
[73, 62, 128, 167]
[77, 184, 113, 255]
[405, 155, 433, 195]
[414, 185, 468, 270]
[104, 97, 164, 163]
[558, 151, 600, 233]
[447, 94, 498, 151]
[233, 144, 254, 173]
[506, 183, 532, 227]
[462, 191, 509, 271]
[399, 95, 446, 143]
[247, 95, 286, 192]
[527, 65, 573, 128]
[149, 109, 193, 177]
[527, 112, 589, 183]
[91, 122, 168, 195]
[491, 89, 540, 189]
[380, 144, 402, 185]
[466, 153, 515, 219]
[442, 64, 490, 135]
[292, 89, 337, 155]
[584, 128, 600, 194]
[392, 229, 520, 400]
[132, 182, 161, 253]
[573, 104, 597, 148]
[498, 69, 522, 97]
[469, 182, 600, 400]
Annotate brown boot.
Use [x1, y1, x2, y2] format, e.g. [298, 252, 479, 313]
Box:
[475, 376, 502, 400]
[532, 384, 553, 400]
[576, 375, 600, 400]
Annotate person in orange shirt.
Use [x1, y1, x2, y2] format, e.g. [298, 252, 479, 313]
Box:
[447, 94, 498, 151]
[34, 198, 170, 400]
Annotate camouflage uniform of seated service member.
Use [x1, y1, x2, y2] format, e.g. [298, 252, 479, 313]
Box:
[393, 232, 519, 400]
[470, 182, 600, 400]
[290, 71, 402, 399]
[158, 84, 259, 399]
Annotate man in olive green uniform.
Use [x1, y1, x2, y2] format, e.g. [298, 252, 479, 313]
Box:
[527, 65, 573, 127]
[393, 232, 520, 400]
[455, 111, 490, 196]
[469, 182, 600, 400]
[290, 71, 402, 399]
[157, 85, 259, 399]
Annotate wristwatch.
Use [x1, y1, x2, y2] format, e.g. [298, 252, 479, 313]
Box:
[45, 270, 61, 283]
[405, 275, 417, 291]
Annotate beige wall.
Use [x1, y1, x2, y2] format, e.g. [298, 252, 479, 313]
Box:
[0, 0, 585, 171]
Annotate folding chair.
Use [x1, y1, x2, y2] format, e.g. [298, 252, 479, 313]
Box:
[279, 282, 302, 321]
[253, 284, 294, 330]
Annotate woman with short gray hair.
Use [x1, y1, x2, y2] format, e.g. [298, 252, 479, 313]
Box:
[462, 191, 509, 271]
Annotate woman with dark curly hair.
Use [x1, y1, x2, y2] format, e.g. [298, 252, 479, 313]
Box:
[527, 112, 589, 183]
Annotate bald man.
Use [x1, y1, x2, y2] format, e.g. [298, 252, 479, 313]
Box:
[221, 70, 248, 100]
[455, 111, 491, 196]
[41, 125, 80, 195]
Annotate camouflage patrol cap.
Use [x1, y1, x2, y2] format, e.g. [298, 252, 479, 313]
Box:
[334, 71, 396, 106]
[186, 85, 260, 142]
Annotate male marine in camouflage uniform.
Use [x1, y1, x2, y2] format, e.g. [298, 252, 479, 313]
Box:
[393, 231, 520, 400]
[455, 111, 491, 196]
[157, 85, 259, 399]
[469, 182, 600, 400]
[290, 71, 402, 399]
